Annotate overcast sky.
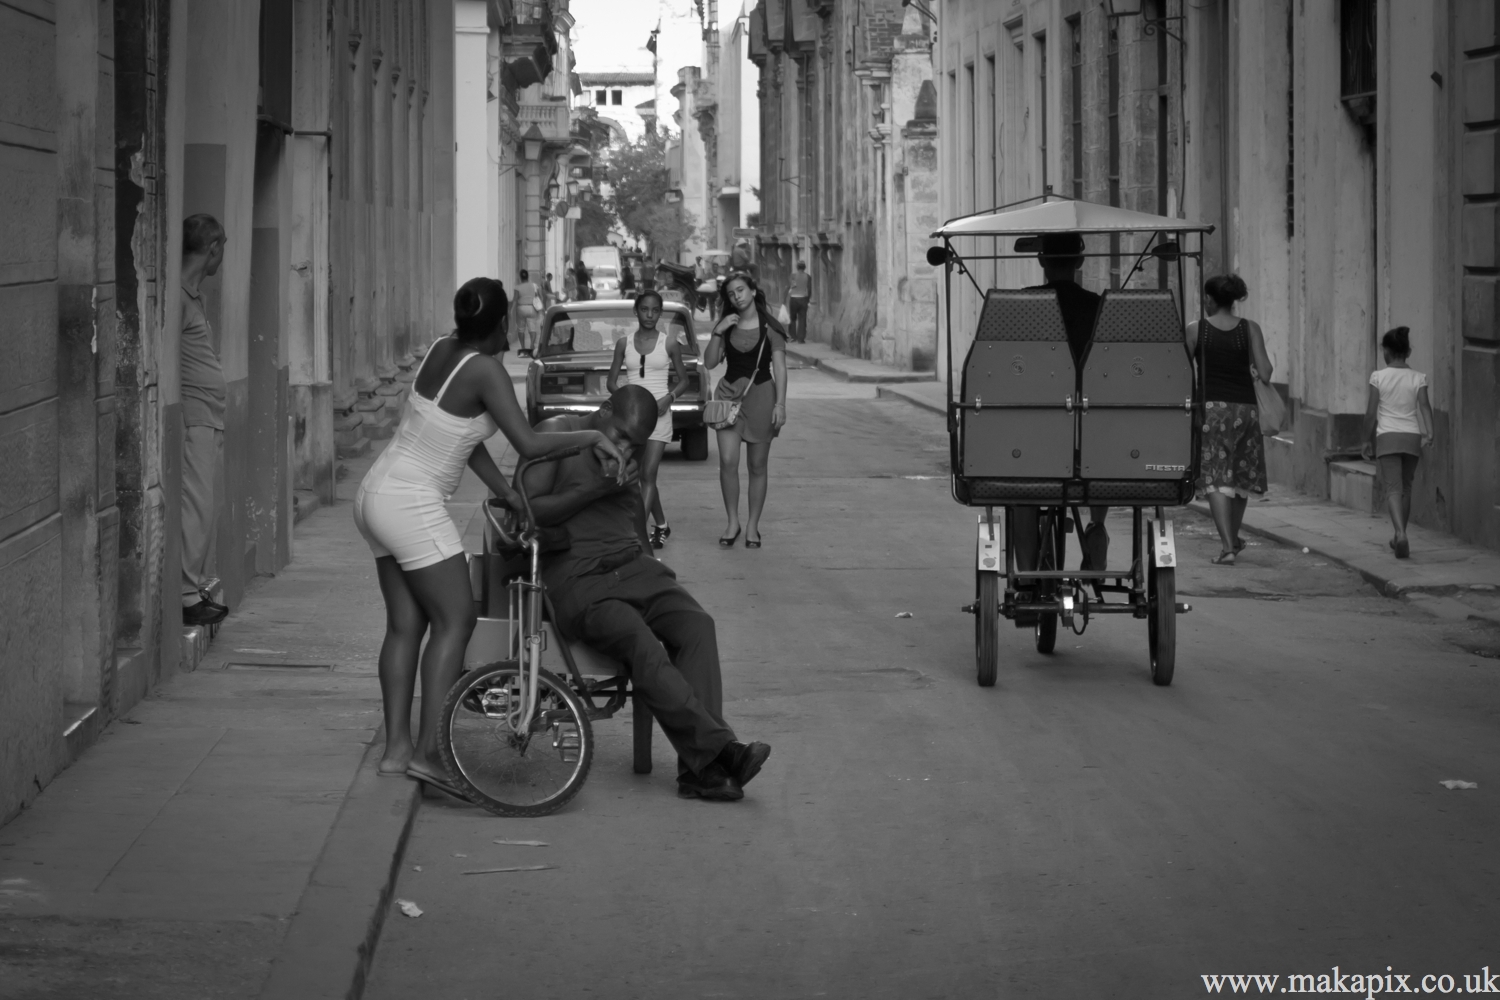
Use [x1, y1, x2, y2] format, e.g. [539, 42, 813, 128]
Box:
[569, 0, 708, 128]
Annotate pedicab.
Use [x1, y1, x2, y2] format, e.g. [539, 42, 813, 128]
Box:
[928, 195, 1214, 687]
[441, 451, 655, 817]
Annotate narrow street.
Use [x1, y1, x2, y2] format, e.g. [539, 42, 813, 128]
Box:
[362, 364, 1500, 999]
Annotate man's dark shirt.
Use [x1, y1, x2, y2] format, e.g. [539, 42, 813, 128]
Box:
[537, 447, 642, 591]
[1027, 279, 1101, 365]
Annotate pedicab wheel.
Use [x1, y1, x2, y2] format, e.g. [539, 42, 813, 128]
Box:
[1034, 612, 1058, 654]
[1148, 562, 1177, 686]
[439, 662, 594, 817]
[975, 571, 999, 687]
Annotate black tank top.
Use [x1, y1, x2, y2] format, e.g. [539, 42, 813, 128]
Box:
[724, 323, 774, 386]
[1200, 319, 1257, 405]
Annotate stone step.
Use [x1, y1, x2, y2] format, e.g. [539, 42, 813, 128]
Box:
[1329, 458, 1378, 515]
[293, 489, 322, 525]
[336, 436, 371, 459]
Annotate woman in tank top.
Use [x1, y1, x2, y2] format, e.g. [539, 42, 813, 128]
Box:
[607, 290, 694, 549]
[1186, 273, 1274, 566]
[354, 277, 623, 793]
[704, 272, 788, 548]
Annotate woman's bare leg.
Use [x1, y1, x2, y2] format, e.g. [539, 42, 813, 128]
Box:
[640, 439, 667, 528]
[1207, 491, 1236, 558]
[374, 556, 428, 773]
[745, 440, 772, 543]
[401, 553, 479, 773]
[1229, 495, 1249, 548]
[716, 426, 744, 540]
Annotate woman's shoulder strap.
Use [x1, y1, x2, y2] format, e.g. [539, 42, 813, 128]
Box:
[435, 349, 482, 403]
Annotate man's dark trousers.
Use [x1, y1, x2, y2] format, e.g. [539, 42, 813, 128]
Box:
[788, 296, 810, 342]
[549, 554, 735, 776]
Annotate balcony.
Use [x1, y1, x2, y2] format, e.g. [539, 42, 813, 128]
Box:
[517, 101, 571, 142]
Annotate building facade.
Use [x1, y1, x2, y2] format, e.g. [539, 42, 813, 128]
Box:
[935, 0, 1499, 552]
[745, 0, 940, 370]
[579, 72, 657, 143]
[0, 0, 458, 824]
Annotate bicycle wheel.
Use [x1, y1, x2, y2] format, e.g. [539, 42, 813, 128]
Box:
[1148, 559, 1176, 686]
[439, 662, 594, 817]
[975, 571, 999, 687]
[1034, 512, 1060, 654]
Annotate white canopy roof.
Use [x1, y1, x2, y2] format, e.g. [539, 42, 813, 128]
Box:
[933, 198, 1214, 238]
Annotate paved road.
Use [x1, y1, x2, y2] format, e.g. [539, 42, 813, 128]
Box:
[365, 366, 1500, 999]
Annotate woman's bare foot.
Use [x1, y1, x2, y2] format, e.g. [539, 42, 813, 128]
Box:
[378, 742, 414, 775]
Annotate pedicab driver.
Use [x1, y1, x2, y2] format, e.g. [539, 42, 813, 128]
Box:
[519, 385, 772, 801]
[1012, 232, 1112, 577]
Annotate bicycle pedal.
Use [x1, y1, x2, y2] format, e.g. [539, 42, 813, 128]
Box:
[552, 723, 582, 763]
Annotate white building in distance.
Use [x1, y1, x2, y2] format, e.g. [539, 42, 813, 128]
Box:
[578, 71, 656, 143]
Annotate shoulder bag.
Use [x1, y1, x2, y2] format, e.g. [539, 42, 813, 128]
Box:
[704, 328, 769, 430]
[1251, 367, 1285, 435]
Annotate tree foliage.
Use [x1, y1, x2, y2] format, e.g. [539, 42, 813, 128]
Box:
[606, 131, 698, 260]
[574, 198, 617, 250]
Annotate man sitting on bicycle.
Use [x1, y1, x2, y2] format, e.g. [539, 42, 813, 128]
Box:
[1012, 232, 1111, 587]
[519, 384, 772, 801]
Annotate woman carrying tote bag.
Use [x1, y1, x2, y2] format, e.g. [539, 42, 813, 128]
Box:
[1186, 273, 1273, 566]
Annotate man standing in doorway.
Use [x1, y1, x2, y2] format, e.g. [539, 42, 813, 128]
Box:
[787, 260, 812, 344]
[180, 214, 229, 627]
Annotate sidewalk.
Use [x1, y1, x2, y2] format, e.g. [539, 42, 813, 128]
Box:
[0, 447, 435, 1000]
[784, 341, 937, 383]
[860, 350, 1500, 621]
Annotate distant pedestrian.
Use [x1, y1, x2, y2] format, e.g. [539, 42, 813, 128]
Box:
[607, 290, 693, 549]
[542, 271, 555, 309]
[515, 269, 540, 357]
[180, 214, 230, 628]
[1361, 326, 1432, 560]
[353, 277, 624, 790]
[563, 267, 578, 303]
[787, 260, 811, 343]
[1187, 274, 1273, 565]
[620, 261, 637, 298]
[704, 273, 788, 548]
[574, 260, 593, 301]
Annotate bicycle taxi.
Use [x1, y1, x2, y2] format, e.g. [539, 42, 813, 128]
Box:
[440, 451, 654, 817]
[929, 195, 1214, 687]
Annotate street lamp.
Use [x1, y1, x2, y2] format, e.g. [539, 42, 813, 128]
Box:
[567, 179, 580, 198]
[546, 178, 560, 204]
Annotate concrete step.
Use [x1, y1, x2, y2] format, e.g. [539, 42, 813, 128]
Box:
[336, 436, 371, 460]
[293, 489, 322, 525]
[1329, 459, 1378, 515]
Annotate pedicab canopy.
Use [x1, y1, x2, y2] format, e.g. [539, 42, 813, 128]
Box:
[932, 197, 1214, 239]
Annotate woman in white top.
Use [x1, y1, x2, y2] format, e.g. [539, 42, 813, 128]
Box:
[607, 290, 693, 548]
[354, 277, 623, 791]
[1361, 326, 1433, 559]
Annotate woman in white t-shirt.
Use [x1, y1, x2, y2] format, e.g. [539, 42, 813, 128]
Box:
[1361, 326, 1433, 559]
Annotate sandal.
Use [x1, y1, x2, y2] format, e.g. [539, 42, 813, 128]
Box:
[1233, 537, 1247, 555]
[406, 764, 469, 800]
[1210, 551, 1236, 566]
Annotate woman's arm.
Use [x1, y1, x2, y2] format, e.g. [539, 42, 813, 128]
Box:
[1248, 321, 1273, 384]
[1418, 385, 1434, 448]
[466, 444, 523, 508]
[474, 357, 624, 467]
[769, 329, 788, 430]
[704, 313, 737, 368]
[662, 339, 691, 416]
[1184, 320, 1199, 357]
[1361, 384, 1380, 459]
[606, 338, 626, 394]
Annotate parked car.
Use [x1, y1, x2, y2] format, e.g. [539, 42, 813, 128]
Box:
[525, 300, 710, 460]
[590, 264, 622, 300]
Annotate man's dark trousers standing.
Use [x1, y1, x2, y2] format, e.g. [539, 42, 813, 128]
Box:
[547, 554, 735, 777]
[787, 296, 810, 343]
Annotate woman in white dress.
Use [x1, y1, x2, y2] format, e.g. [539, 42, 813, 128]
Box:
[354, 277, 624, 793]
[607, 290, 693, 548]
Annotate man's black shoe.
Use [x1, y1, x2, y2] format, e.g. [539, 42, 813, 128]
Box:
[717, 740, 771, 788]
[183, 600, 227, 627]
[677, 761, 743, 801]
[198, 589, 228, 614]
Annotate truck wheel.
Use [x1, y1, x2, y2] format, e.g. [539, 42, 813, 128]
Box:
[681, 426, 709, 461]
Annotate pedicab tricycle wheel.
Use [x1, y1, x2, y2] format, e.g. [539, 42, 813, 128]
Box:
[1147, 555, 1176, 686]
[975, 570, 999, 687]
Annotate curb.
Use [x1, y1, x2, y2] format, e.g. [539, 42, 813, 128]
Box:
[785, 344, 937, 384]
[257, 733, 422, 1000]
[876, 382, 947, 415]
